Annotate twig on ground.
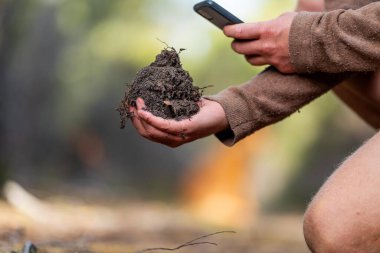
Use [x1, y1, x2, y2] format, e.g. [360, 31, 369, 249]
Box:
[135, 230, 236, 253]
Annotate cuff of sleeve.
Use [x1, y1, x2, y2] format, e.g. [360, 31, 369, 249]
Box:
[289, 11, 323, 73]
[205, 88, 256, 146]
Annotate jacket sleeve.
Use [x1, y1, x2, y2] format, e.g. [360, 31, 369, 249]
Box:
[289, 2, 380, 73]
[206, 67, 350, 146]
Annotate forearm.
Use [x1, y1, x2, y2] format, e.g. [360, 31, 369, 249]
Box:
[207, 67, 350, 146]
[290, 2, 380, 73]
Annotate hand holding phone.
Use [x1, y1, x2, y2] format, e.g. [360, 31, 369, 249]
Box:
[194, 1, 244, 30]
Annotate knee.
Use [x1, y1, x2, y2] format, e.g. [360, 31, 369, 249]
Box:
[303, 202, 349, 253]
[303, 198, 373, 253]
[303, 202, 333, 253]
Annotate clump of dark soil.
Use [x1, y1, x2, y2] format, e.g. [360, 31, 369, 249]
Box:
[117, 47, 202, 129]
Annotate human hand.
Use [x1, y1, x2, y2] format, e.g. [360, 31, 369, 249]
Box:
[129, 98, 229, 148]
[223, 12, 297, 74]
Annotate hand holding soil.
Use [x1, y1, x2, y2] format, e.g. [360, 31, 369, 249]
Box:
[118, 47, 203, 129]
[117, 46, 228, 147]
[131, 97, 228, 147]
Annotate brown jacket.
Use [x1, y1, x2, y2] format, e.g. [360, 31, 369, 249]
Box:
[209, 0, 380, 146]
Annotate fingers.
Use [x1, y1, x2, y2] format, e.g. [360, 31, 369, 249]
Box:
[231, 40, 269, 66]
[130, 98, 225, 147]
[244, 55, 268, 66]
[231, 40, 263, 55]
[136, 97, 147, 110]
[130, 108, 187, 148]
[130, 98, 190, 147]
[231, 39, 278, 67]
[224, 16, 296, 72]
[136, 98, 190, 135]
[139, 110, 189, 135]
[223, 23, 262, 39]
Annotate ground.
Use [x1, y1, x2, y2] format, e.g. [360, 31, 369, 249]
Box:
[0, 197, 309, 253]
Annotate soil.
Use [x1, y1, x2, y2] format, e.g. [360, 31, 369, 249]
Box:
[117, 47, 202, 129]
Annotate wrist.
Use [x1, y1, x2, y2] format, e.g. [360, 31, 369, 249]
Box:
[213, 101, 229, 133]
[201, 98, 229, 133]
[289, 11, 323, 73]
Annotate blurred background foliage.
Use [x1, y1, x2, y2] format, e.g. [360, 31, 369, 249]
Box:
[0, 0, 375, 218]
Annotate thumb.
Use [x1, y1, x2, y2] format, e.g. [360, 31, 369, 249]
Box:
[136, 97, 147, 111]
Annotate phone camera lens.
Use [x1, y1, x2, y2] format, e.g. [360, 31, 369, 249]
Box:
[198, 9, 213, 20]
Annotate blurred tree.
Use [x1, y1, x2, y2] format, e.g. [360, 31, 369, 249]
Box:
[0, 0, 64, 186]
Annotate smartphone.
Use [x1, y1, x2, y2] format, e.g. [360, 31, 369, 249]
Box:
[194, 0, 244, 30]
